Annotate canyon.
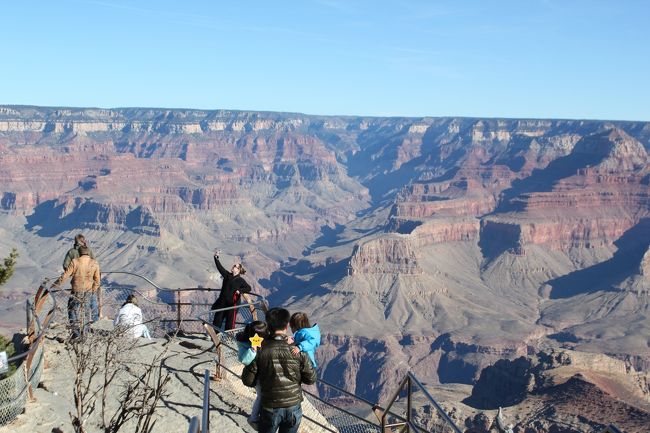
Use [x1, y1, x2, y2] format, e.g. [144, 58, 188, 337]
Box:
[0, 106, 648, 431]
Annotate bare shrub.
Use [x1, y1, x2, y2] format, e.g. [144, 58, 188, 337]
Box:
[66, 321, 170, 433]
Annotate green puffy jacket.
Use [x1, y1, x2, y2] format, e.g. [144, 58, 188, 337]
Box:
[63, 243, 95, 270]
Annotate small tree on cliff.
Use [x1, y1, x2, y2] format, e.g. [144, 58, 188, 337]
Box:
[0, 248, 18, 379]
[0, 248, 19, 286]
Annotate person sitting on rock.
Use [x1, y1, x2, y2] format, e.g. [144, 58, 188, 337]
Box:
[114, 294, 151, 339]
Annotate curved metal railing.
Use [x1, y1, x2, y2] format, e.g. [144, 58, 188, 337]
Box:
[198, 311, 462, 433]
[0, 281, 57, 426]
[3, 270, 461, 433]
[100, 270, 266, 335]
[201, 321, 383, 433]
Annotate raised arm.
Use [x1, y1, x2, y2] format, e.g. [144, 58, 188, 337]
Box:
[213, 254, 229, 278]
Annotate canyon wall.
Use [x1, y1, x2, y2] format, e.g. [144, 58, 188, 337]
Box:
[1, 106, 649, 424]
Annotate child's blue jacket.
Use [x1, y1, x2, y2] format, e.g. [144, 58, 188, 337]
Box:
[237, 341, 256, 365]
[294, 324, 321, 368]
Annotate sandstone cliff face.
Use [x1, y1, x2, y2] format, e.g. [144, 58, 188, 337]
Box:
[350, 236, 421, 274]
[409, 218, 480, 246]
[1, 107, 649, 431]
[0, 108, 372, 256]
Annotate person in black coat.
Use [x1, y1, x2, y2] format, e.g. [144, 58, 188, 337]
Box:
[211, 251, 252, 330]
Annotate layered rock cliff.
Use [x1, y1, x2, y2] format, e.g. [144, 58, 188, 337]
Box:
[1, 106, 649, 432]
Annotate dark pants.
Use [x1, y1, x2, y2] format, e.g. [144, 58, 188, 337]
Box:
[68, 292, 98, 337]
[258, 404, 302, 433]
[211, 307, 237, 331]
[211, 293, 240, 331]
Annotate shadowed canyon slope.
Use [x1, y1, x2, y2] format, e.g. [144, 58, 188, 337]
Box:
[1, 106, 649, 411]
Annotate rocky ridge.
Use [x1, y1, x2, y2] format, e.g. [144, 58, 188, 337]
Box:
[0, 106, 649, 431]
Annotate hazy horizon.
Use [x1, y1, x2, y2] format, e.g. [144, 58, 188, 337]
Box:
[1, 0, 648, 121]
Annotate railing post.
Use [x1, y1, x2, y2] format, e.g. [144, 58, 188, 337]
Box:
[406, 375, 412, 432]
[202, 369, 210, 433]
[188, 416, 200, 433]
[176, 289, 182, 332]
[215, 343, 222, 380]
[408, 373, 463, 433]
[26, 298, 33, 336]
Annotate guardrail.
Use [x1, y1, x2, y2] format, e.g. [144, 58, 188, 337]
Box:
[3, 270, 462, 433]
[0, 282, 56, 426]
[1, 270, 265, 428]
[202, 322, 383, 433]
[100, 271, 266, 335]
[200, 319, 463, 433]
[381, 373, 462, 433]
[186, 370, 211, 433]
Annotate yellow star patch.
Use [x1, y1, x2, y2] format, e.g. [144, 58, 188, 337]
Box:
[249, 333, 264, 348]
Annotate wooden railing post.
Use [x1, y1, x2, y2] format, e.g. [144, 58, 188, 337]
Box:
[203, 323, 222, 381]
[241, 293, 257, 320]
[26, 299, 33, 337]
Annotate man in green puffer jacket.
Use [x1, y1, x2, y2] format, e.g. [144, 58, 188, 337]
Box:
[242, 308, 316, 433]
[63, 234, 95, 271]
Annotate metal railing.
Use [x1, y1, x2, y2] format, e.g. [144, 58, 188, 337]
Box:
[100, 270, 266, 335]
[202, 322, 383, 433]
[187, 370, 211, 433]
[199, 317, 462, 433]
[4, 270, 461, 433]
[0, 282, 56, 426]
[381, 373, 462, 433]
[202, 369, 211, 433]
[98, 271, 460, 433]
[0, 269, 265, 429]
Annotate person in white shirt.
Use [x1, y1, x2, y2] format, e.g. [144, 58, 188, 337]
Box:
[114, 294, 151, 339]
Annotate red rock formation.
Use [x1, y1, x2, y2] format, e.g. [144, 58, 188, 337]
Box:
[409, 218, 480, 246]
[350, 236, 422, 275]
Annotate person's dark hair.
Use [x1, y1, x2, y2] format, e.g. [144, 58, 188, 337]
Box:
[266, 308, 291, 333]
[74, 234, 87, 247]
[236, 320, 269, 342]
[123, 294, 138, 307]
[78, 246, 90, 256]
[290, 312, 311, 331]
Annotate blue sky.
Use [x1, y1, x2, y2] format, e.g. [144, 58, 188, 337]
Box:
[1, 0, 648, 120]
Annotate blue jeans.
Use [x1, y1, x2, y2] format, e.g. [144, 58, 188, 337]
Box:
[68, 292, 98, 337]
[258, 403, 302, 433]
